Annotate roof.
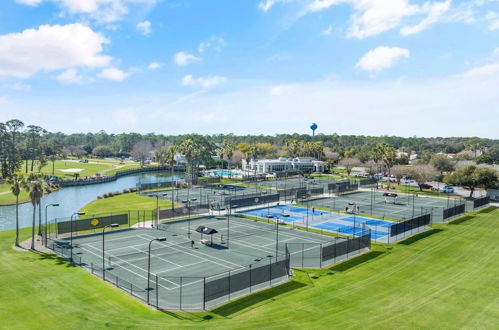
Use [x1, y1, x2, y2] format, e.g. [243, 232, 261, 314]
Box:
[195, 226, 218, 235]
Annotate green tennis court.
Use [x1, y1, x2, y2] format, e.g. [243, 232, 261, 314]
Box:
[48, 215, 349, 310]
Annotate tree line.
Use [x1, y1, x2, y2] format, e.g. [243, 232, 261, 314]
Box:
[1, 119, 498, 181]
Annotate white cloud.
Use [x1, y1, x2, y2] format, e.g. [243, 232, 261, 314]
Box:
[462, 63, 499, 76]
[173, 51, 201, 66]
[136, 20, 151, 35]
[356, 46, 410, 72]
[307, 0, 341, 13]
[321, 25, 333, 35]
[0, 23, 111, 78]
[114, 107, 138, 125]
[16, 0, 158, 23]
[148, 61, 162, 70]
[56, 68, 85, 84]
[198, 36, 227, 53]
[98, 67, 127, 81]
[303, 0, 454, 39]
[16, 0, 43, 5]
[346, 0, 420, 39]
[3, 82, 31, 91]
[400, 0, 451, 35]
[486, 12, 499, 30]
[181, 75, 227, 89]
[259, 0, 286, 12]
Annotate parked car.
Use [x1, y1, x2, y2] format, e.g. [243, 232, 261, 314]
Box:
[419, 183, 433, 190]
[439, 186, 454, 193]
[79, 159, 88, 163]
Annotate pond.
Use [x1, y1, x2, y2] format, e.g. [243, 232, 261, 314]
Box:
[0, 171, 183, 231]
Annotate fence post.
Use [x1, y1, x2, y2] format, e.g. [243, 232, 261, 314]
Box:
[227, 271, 232, 302]
[269, 257, 272, 286]
[155, 275, 159, 309]
[319, 243, 322, 268]
[249, 264, 252, 293]
[203, 277, 206, 310]
[301, 243, 304, 267]
[179, 277, 183, 310]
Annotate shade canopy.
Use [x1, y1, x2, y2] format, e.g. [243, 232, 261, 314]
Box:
[195, 226, 218, 235]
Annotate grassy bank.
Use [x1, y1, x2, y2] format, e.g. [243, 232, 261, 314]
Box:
[0, 207, 497, 329]
[78, 193, 177, 224]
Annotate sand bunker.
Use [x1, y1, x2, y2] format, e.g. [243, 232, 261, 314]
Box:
[59, 168, 84, 173]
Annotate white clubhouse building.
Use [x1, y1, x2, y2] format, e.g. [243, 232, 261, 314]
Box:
[242, 157, 326, 174]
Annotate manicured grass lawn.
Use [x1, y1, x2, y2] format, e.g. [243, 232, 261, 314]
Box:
[79, 193, 177, 224]
[392, 183, 447, 197]
[310, 173, 344, 180]
[0, 160, 143, 205]
[0, 207, 497, 329]
[0, 190, 30, 206]
[38, 160, 114, 179]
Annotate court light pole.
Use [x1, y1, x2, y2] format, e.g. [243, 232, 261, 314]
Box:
[147, 237, 167, 305]
[148, 194, 159, 227]
[44, 203, 59, 246]
[102, 223, 119, 281]
[275, 216, 279, 257]
[70, 212, 85, 262]
[226, 200, 231, 249]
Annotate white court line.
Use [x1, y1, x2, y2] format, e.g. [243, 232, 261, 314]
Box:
[230, 217, 329, 243]
[83, 239, 184, 268]
[138, 233, 241, 269]
[168, 216, 307, 243]
[71, 231, 149, 245]
[199, 217, 328, 244]
[78, 244, 179, 290]
[155, 259, 207, 276]
[131, 246, 182, 268]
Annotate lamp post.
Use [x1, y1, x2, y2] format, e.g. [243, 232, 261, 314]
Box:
[226, 202, 237, 249]
[44, 203, 59, 246]
[70, 212, 85, 262]
[275, 216, 279, 257]
[102, 223, 119, 281]
[147, 237, 167, 305]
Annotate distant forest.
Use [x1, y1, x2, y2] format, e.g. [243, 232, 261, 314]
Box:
[1, 118, 498, 178]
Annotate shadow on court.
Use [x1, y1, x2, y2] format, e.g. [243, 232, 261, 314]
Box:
[211, 281, 307, 317]
[397, 228, 444, 245]
[328, 250, 385, 272]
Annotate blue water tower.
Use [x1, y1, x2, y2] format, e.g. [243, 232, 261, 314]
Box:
[310, 123, 318, 136]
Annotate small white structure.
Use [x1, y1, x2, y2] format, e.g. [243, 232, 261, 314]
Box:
[174, 154, 187, 165]
[242, 157, 325, 174]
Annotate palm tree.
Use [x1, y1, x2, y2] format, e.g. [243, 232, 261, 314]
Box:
[223, 141, 235, 178]
[249, 145, 259, 179]
[166, 145, 177, 181]
[166, 145, 177, 210]
[23, 173, 44, 250]
[217, 146, 226, 170]
[178, 139, 198, 186]
[6, 174, 24, 246]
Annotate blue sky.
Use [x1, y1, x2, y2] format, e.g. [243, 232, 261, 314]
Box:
[0, 0, 498, 138]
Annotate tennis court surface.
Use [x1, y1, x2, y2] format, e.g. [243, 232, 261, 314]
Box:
[308, 190, 465, 222]
[238, 205, 394, 240]
[48, 215, 370, 310]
